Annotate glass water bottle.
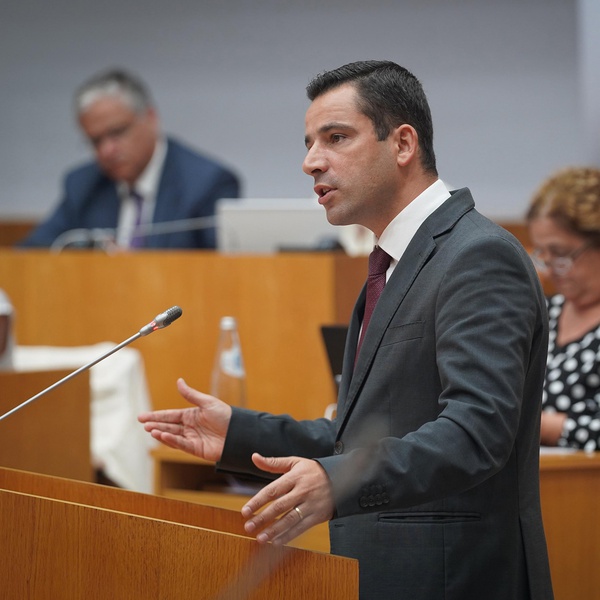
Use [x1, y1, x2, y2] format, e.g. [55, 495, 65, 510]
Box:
[210, 316, 247, 408]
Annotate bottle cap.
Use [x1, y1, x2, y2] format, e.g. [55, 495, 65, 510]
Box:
[220, 316, 237, 330]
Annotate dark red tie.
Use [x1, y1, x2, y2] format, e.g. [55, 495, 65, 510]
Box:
[356, 245, 392, 358]
[130, 190, 144, 248]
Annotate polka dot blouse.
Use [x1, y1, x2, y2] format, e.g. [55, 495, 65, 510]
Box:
[543, 294, 600, 451]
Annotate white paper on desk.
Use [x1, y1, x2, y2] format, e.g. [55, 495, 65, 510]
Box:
[539, 446, 579, 455]
[14, 343, 157, 493]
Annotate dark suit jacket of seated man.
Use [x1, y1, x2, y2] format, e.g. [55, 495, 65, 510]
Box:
[18, 68, 240, 250]
[19, 137, 240, 250]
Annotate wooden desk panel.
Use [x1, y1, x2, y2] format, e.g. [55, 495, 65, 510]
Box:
[0, 219, 36, 247]
[0, 250, 367, 419]
[0, 369, 92, 481]
[540, 452, 600, 600]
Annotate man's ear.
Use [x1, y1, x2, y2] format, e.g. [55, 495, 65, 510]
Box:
[393, 124, 419, 167]
[145, 106, 159, 129]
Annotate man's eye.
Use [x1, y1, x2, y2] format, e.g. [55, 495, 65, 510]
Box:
[331, 134, 345, 143]
[90, 125, 130, 147]
[110, 125, 129, 138]
[548, 248, 570, 258]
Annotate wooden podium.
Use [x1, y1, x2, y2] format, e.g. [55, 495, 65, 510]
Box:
[0, 369, 92, 481]
[0, 467, 358, 599]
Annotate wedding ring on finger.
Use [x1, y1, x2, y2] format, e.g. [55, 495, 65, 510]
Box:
[294, 506, 304, 521]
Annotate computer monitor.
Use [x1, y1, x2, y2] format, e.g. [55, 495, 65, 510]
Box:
[216, 197, 351, 253]
[320, 324, 349, 385]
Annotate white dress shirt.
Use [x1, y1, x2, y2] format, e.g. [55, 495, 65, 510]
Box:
[377, 179, 451, 280]
[115, 137, 168, 248]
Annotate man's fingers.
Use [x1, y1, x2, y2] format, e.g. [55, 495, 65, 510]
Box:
[177, 377, 210, 406]
[251, 453, 296, 474]
[150, 429, 195, 453]
[149, 430, 180, 449]
[243, 455, 311, 521]
[244, 501, 296, 536]
[255, 505, 310, 546]
[241, 474, 295, 519]
[138, 409, 184, 424]
[142, 421, 181, 435]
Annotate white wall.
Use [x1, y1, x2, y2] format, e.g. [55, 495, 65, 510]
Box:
[0, 0, 590, 222]
[579, 0, 600, 164]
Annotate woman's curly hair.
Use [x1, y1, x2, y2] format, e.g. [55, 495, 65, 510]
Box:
[527, 167, 600, 246]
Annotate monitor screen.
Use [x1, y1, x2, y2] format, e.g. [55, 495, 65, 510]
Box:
[216, 197, 352, 253]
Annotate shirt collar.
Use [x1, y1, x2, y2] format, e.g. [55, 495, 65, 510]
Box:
[377, 179, 451, 263]
[118, 136, 167, 198]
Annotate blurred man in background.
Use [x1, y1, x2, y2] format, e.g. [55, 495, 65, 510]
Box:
[19, 68, 240, 250]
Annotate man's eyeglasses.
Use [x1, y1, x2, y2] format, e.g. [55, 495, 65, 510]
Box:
[530, 242, 592, 276]
[88, 117, 138, 150]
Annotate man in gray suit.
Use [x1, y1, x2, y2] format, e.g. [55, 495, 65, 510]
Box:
[140, 61, 553, 599]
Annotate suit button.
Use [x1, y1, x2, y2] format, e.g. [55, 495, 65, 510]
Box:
[359, 497, 368, 508]
[334, 441, 344, 455]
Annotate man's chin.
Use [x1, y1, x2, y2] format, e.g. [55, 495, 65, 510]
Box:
[325, 210, 352, 228]
[102, 166, 131, 184]
[322, 204, 339, 223]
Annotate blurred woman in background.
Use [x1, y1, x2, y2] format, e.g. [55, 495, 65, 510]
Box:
[527, 167, 600, 450]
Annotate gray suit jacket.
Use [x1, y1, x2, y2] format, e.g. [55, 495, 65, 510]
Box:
[219, 188, 554, 600]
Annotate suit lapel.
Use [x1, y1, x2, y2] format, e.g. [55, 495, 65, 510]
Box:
[337, 231, 436, 429]
[335, 189, 475, 433]
[85, 174, 121, 228]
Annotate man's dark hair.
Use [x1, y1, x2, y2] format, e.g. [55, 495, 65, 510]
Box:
[306, 60, 437, 175]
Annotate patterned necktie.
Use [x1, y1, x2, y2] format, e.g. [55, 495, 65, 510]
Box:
[356, 245, 392, 358]
[129, 190, 144, 249]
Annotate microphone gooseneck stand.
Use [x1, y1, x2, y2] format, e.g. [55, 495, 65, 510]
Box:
[0, 306, 183, 423]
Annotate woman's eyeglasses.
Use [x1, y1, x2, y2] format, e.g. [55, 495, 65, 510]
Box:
[530, 242, 592, 276]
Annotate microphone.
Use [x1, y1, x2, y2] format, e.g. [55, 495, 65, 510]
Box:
[50, 228, 118, 252]
[133, 216, 217, 238]
[139, 306, 183, 336]
[0, 305, 183, 423]
[50, 217, 217, 252]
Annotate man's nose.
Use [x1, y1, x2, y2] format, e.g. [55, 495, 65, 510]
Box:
[95, 136, 119, 162]
[302, 144, 327, 175]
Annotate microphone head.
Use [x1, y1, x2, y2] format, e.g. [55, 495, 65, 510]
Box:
[139, 305, 183, 336]
[162, 306, 183, 326]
